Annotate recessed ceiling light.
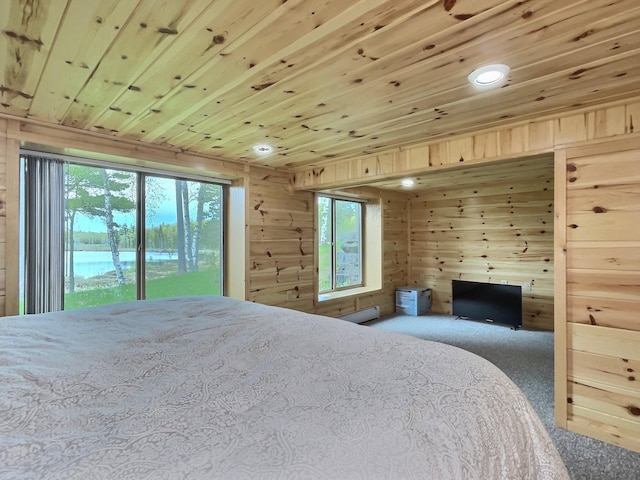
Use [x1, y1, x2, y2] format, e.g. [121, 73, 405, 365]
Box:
[468, 64, 510, 88]
[253, 143, 273, 155]
[401, 178, 415, 187]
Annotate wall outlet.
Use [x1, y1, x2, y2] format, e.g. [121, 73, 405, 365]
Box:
[500, 280, 508, 285]
[287, 290, 294, 301]
[419, 273, 426, 282]
[523, 282, 532, 291]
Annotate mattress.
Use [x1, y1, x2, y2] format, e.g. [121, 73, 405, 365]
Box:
[0, 296, 569, 479]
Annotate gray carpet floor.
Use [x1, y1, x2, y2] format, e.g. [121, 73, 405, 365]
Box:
[367, 312, 640, 480]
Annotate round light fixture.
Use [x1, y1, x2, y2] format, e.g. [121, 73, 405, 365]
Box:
[468, 64, 510, 88]
[253, 143, 274, 155]
[401, 178, 415, 187]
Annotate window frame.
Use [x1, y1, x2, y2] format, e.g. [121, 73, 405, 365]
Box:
[317, 194, 365, 294]
[19, 150, 228, 313]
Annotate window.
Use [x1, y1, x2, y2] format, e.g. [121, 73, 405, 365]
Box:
[317, 195, 363, 293]
[19, 152, 224, 313]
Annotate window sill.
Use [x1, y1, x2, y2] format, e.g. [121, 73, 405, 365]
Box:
[317, 285, 382, 302]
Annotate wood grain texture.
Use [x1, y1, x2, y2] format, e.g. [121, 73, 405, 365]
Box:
[408, 155, 554, 330]
[0, 1, 639, 450]
[322, 189, 409, 317]
[292, 100, 640, 191]
[0, 119, 6, 315]
[2, 0, 640, 168]
[557, 136, 640, 452]
[3, 120, 19, 316]
[248, 169, 315, 308]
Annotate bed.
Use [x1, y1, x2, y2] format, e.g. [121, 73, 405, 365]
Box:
[0, 296, 568, 479]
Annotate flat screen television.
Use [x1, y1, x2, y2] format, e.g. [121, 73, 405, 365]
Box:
[452, 280, 522, 329]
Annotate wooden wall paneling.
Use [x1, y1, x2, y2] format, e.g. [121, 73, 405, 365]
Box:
[528, 120, 556, 151]
[567, 323, 640, 446]
[0, 118, 19, 316]
[408, 155, 555, 330]
[568, 403, 640, 453]
[565, 153, 640, 187]
[569, 349, 640, 393]
[313, 297, 357, 319]
[0, 118, 6, 315]
[381, 191, 409, 312]
[587, 106, 628, 139]
[290, 100, 640, 191]
[498, 125, 528, 156]
[428, 142, 449, 168]
[11, 119, 247, 180]
[627, 101, 640, 133]
[448, 137, 473, 164]
[560, 136, 640, 452]
[472, 131, 499, 159]
[554, 148, 569, 428]
[567, 270, 639, 302]
[567, 295, 640, 331]
[569, 380, 640, 424]
[523, 295, 555, 331]
[248, 169, 315, 309]
[406, 146, 430, 170]
[4, 121, 20, 316]
[567, 185, 640, 218]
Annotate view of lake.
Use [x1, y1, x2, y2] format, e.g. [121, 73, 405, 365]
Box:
[66, 250, 176, 278]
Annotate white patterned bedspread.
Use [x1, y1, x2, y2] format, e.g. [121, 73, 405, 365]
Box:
[0, 296, 568, 479]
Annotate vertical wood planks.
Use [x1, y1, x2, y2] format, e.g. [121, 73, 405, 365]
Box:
[554, 148, 569, 427]
[3, 120, 20, 316]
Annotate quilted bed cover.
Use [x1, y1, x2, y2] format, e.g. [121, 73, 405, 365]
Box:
[0, 296, 569, 479]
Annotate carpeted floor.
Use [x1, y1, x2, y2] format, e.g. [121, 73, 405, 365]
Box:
[367, 312, 640, 480]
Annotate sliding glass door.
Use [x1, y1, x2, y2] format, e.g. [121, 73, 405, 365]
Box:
[20, 153, 224, 313]
[144, 176, 223, 299]
[63, 164, 138, 309]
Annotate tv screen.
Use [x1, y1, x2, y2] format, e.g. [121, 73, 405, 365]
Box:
[452, 280, 522, 329]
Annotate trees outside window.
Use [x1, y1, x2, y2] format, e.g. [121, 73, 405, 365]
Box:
[145, 177, 222, 300]
[20, 155, 224, 312]
[63, 164, 137, 307]
[317, 196, 363, 293]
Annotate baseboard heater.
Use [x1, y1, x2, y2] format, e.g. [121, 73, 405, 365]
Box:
[339, 306, 380, 324]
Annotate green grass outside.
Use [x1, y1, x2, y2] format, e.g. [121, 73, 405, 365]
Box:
[318, 243, 332, 292]
[64, 270, 221, 310]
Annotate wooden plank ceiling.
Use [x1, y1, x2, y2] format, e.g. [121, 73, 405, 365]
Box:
[1, 0, 640, 171]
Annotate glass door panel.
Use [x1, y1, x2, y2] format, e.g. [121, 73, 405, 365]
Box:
[64, 164, 137, 309]
[144, 177, 223, 298]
